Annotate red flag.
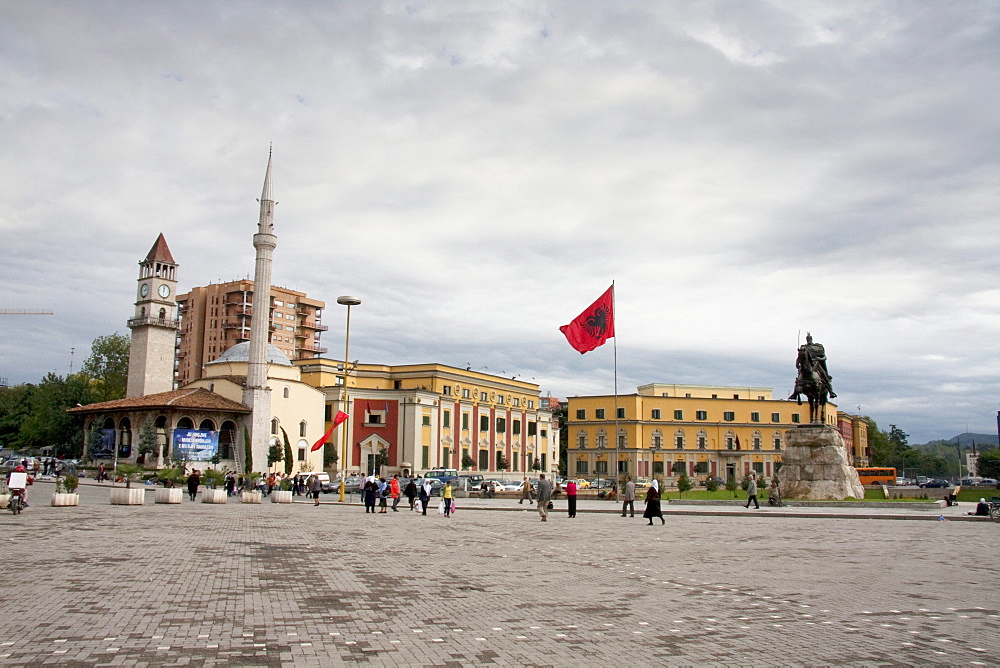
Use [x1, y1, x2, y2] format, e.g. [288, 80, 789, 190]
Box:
[311, 411, 349, 451]
[559, 285, 615, 354]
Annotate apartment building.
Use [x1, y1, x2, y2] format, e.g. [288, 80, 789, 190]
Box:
[176, 280, 326, 385]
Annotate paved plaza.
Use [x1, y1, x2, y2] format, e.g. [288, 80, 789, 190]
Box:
[1, 480, 997, 667]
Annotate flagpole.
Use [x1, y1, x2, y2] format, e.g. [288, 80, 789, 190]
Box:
[612, 281, 620, 487]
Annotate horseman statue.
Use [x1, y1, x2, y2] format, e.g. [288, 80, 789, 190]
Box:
[788, 333, 837, 423]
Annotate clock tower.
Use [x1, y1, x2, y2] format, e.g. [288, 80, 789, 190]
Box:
[126, 233, 179, 398]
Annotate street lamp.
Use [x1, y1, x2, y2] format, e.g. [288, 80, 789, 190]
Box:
[337, 295, 361, 502]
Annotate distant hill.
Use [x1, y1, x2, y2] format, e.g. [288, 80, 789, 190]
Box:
[914, 432, 998, 449]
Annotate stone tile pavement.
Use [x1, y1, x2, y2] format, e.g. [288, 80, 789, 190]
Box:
[0, 480, 997, 666]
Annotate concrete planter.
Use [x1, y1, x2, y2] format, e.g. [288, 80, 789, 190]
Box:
[155, 488, 184, 504]
[51, 493, 80, 507]
[241, 490, 263, 504]
[110, 488, 145, 505]
[201, 488, 228, 504]
[271, 490, 293, 504]
[0, 493, 10, 509]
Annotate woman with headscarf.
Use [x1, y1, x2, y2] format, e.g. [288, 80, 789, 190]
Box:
[419, 478, 433, 516]
[404, 477, 418, 510]
[643, 479, 665, 525]
[363, 476, 378, 513]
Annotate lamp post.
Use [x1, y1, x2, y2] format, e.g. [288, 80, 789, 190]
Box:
[337, 295, 361, 502]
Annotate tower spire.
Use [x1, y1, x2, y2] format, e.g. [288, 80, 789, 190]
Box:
[258, 145, 274, 234]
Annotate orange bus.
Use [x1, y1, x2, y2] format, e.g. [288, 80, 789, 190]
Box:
[855, 467, 896, 486]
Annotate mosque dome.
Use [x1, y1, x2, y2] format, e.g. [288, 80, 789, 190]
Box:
[206, 341, 294, 367]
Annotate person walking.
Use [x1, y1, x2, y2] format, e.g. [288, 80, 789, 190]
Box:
[643, 479, 665, 525]
[363, 477, 378, 513]
[404, 478, 417, 510]
[186, 469, 201, 502]
[442, 480, 454, 517]
[565, 479, 578, 518]
[536, 473, 553, 522]
[622, 476, 636, 517]
[745, 473, 760, 509]
[308, 473, 322, 506]
[377, 477, 389, 513]
[419, 478, 432, 516]
[97, 463, 106, 483]
[519, 477, 534, 504]
[390, 474, 401, 512]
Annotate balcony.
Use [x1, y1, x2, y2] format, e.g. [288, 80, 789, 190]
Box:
[296, 343, 328, 354]
[128, 317, 179, 330]
[298, 320, 329, 331]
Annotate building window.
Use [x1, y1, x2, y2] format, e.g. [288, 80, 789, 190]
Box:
[773, 436, 782, 450]
[271, 419, 278, 434]
[753, 435, 762, 450]
[752, 462, 764, 474]
[726, 435, 735, 450]
[496, 417, 506, 433]
[495, 450, 506, 470]
[595, 409, 605, 420]
[422, 415, 431, 426]
[541, 429, 547, 439]
[750, 412, 760, 422]
[497, 395, 505, 405]
[528, 400, 535, 409]
[723, 411, 735, 421]
[463, 389, 471, 398]
[576, 460, 589, 474]
[673, 409, 683, 420]
[283, 387, 290, 399]
[653, 432, 663, 449]
[674, 430, 684, 449]
[653, 461, 664, 474]
[617, 429, 626, 448]
[617, 408, 625, 419]
[443, 411, 451, 428]
[595, 461, 608, 474]
[422, 446, 429, 469]
[366, 413, 383, 425]
[771, 412, 780, 422]
[513, 398, 520, 407]
[577, 432, 587, 448]
[462, 413, 469, 431]
[299, 421, 307, 437]
[791, 413, 801, 424]
[528, 422, 536, 436]
[696, 410, 707, 421]
[698, 431, 707, 449]
[651, 409, 661, 420]
[576, 409, 586, 420]
[512, 420, 521, 435]
[297, 448, 306, 461]
[443, 385, 451, 395]
[596, 430, 607, 449]
[478, 449, 489, 469]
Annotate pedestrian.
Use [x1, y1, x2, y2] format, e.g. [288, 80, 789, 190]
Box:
[378, 477, 389, 513]
[519, 476, 534, 504]
[404, 478, 417, 510]
[536, 473, 553, 522]
[390, 474, 401, 512]
[442, 480, 454, 517]
[566, 479, 578, 518]
[225, 473, 236, 497]
[768, 480, 782, 507]
[643, 479, 665, 525]
[308, 473, 322, 506]
[186, 469, 201, 501]
[622, 476, 636, 517]
[97, 463, 106, 483]
[267, 473, 276, 496]
[419, 478, 432, 516]
[363, 477, 378, 513]
[745, 473, 760, 509]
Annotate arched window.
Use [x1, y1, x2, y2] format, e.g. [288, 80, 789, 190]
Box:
[118, 418, 132, 458]
[752, 430, 762, 450]
[577, 430, 587, 449]
[283, 387, 290, 399]
[673, 429, 685, 449]
[299, 420, 307, 437]
[158, 307, 166, 319]
[725, 431, 736, 449]
[176, 417, 194, 429]
[199, 419, 216, 431]
[773, 432, 782, 451]
[271, 418, 279, 435]
[617, 428, 627, 448]
[697, 430, 708, 449]
[596, 428, 607, 449]
[219, 421, 237, 460]
[652, 428, 663, 449]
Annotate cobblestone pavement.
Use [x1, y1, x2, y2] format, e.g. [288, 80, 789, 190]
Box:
[1, 481, 997, 667]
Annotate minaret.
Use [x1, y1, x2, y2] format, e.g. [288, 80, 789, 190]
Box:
[126, 234, 178, 397]
[243, 148, 277, 473]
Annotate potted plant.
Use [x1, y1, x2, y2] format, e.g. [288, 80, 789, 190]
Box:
[201, 469, 227, 504]
[51, 474, 80, 507]
[271, 477, 293, 504]
[242, 472, 263, 503]
[110, 463, 146, 505]
[154, 468, 184, 504]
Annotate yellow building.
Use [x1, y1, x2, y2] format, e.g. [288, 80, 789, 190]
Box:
[565, 383, 838, 483]
[296, 359, 557, 478]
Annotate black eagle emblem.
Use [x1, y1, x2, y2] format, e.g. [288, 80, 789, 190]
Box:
[583, 307, 609, 338]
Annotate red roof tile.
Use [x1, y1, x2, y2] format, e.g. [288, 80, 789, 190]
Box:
[68, 388, 249, 414]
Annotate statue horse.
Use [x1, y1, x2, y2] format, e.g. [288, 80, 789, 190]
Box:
[790, 366, 829, 424]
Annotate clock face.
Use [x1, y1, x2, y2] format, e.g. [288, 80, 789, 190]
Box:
[158, 284, 171, 298]
[139, 283, 150, 298]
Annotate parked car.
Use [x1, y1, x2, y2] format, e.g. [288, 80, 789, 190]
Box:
[589, 478, 615, 490]
[920, 479, 950, 488]
[573, 479, 591, 489]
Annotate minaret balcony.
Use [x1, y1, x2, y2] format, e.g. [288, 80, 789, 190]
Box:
[128, 316, 179, 330]
[298, 320, 328, 331]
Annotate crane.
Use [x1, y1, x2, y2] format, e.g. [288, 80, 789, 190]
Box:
[0, 310, 54, 315]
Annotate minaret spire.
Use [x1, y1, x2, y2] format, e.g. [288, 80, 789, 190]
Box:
[243, 147, 279, 473]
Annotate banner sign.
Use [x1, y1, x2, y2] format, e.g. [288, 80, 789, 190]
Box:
[91, 429, 116, 459]
[173, 429, 219, 461]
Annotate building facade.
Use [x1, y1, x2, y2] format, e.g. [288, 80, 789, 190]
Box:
[837, 412, 870, 467]
[565, 383, 839, 484]
[175, 280, 326, 385]
[126, 234, 179, 397]
[296, 359, 557, 478]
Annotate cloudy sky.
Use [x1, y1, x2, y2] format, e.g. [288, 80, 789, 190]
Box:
[1, 1, 998, 443]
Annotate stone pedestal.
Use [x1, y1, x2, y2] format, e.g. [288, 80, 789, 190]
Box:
[781, 425, 865, 500]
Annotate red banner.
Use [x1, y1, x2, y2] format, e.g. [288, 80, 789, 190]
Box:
[311, 410, 349, 451]
[559, 285, 615, 354]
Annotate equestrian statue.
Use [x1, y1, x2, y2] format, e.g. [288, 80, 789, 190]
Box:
[788, 333, 837, 423]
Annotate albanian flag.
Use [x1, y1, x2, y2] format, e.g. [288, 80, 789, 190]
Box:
[311, 410, 349, 452]
[559, 285, 615, 354]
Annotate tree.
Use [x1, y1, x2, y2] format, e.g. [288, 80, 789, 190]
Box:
[676, 473, 693, 497]
[705, 476, 720, 492]
[81, 333, 130, 402]
[374, 446, 389, 473]
[136, 419, 158, 465]
[323, 443, 338, 471]
[495, 451, 509, 471]
[976, 449, 1000, 481]
[282, 429, 294, 476]
[268, 443, 283, 470]
[725, 475, 739, 497]
[461, 453, 475, 470]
